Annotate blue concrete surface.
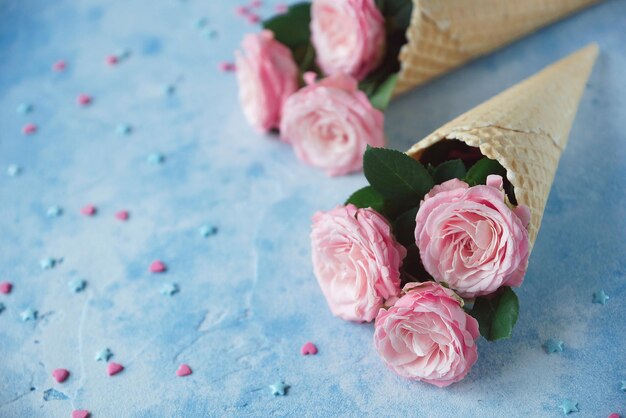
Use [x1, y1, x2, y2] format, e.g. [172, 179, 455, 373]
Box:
[0, 0, 624, 417]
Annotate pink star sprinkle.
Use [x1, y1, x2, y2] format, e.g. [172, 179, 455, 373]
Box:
[115, 210, 129, 221]
[0, 282, 12, 294]
[246, 13, 260, 24]
[149, 260, 167, 273]
[301, 342, 318, 355]
[77, 94, 92, 106]
[22, 123, 37, 135]
[106, 55, 119, 65]
[72, 410, 90, 418]
[176, 364, 192, 377]
[218, 62, 236, 72]
[107, 362, 124, 376]
[52, 60, 66, 72]
[52, 368, 70, 383]
[80, 205, 97, 216]
[235, 6, 249, 16]
[275, 3, 288, 13]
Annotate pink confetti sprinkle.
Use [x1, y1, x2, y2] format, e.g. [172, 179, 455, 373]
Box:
[80, 205, 97, 216]
[52, 60, 66, 72]
[250, 0, 262, 7]
[235, 5, 249, 16]
[0, 282, 12, 294]
[608, 414, 621, 418]
[218, 62, 236, 72]
[149, 260, 167, 273]
[246, 13, 260, 24]
[301, 342, 318, 355]
[52, 368, 70, 383]
[77, 94, 92, 106]
[115, 210, 129, 221]
[22, 123, 37, 135]
[176, 364, 192, 377]
[107, 362, 124, 376]
[106, 55, 119, 65]
[275, 3, 288, 13]
[72, 410, 90, 418]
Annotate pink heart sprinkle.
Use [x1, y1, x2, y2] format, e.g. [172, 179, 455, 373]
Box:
[301, 342, 318, 355]
[0, 281, 12, 294]
[22, 123, 37, 135]
[608, 414, 620, 418]
[235, 6, 248, 16]
[77, 94, 92, 106]
[53, 60, 66, 71]
[149, 260, 167, 273]
[80, 205, 97, 216]
[218, 62, 236, 72]
[107, 362, 124, 376]
[115, 210, 129, 221]
[106, 55, 119, 65]
[72, 410, 90, 418]
[246, 13, 260, 24]
[52, 368, 70, 383]
[176, 364, 192, 377]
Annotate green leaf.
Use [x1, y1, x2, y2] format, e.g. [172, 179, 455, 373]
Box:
[433, 159, 466, 184]
[262, 3, 311, 49]
[345, 186, 387, 214]
[363, 147, 434, 212]
[381, 0, 413, 30]
[470, 287, 519, 341]
[393, 206, 418, 247]
[368, 74, 398, 111]
[464, 157, 507, 186]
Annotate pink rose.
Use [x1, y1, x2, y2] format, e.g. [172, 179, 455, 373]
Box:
[415, 175, 530, 298]
[373, 281, 479, 387]
[311, 0, 386, 80]
[311, 204, 406, 322]
[235, 30, 298, 132]
[280, 73, 385, 176]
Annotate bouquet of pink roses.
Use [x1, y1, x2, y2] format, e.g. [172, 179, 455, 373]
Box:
[310, 45, 598, 386]
[234, 0, 599, 176]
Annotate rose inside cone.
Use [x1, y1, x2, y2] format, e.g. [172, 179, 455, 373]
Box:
[234, 0, 413, 175]
[310, 146, 531, 387]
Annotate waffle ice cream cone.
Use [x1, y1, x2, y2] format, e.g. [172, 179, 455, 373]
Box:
[406, 44, 598, 246]
[395, 0, 600, 95]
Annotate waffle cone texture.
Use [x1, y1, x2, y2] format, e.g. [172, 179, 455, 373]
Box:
[395, 0, 600, 94]
[406, 44, 599, 246]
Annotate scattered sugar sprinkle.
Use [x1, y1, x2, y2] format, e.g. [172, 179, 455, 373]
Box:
[147, 152, 165, 164]
[116, 123, 133, 135]
[20, 308, 38, 322]
[17, 103, 33, 114]
[199, 224, 218, 237]
[0, 303, 5, 314]
[161, 283, 179, 296]
[193, 17, 208, 29]
[163, 84, 176, 95]
[40, 257, 58, 270]
[68, 279, 87, 293]
[46, 205, 63, 218]
[7, 164, 22, 177]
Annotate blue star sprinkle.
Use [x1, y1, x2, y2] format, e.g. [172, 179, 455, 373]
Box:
[543, 338, 564, 354]
[147, 153, 165, 164]
[199, 224, 218, 238]
[46, 205, 63, 218]
[21, 308, 38, 322]
[160, 283, 179, 296]
[558, 399, 579, 415]
[116, 123, 133, 135]
[194, 17, 208, 29]
[163, 84, 176, 95]
[620, 380, 626, 392]
[592, 290, 609, 305]
[68, 279, 87, 293]
[7, 164, 22, 177]
[117, 48, 131, 60]
[203, 28, 218, 39]
[269, 381, 289, 396]
[16, 103, 33, 114]
[39, 258, 57, 270]
[0, 302, 5, 314]
[95, 348, 113, 362]
[43, 388, 68, 401]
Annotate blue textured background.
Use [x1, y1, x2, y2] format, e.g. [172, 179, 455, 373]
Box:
[0, 0, 624, 417]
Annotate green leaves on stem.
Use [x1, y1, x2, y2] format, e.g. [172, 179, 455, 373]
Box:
[468, 287, 520, 341]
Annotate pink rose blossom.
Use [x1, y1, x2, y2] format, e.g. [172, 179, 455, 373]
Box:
[311, 0, 386, 80]
[280, 73, 385, 176]
[311, 204, 406, 322]
[235, 30, 298, 132]
[415, 175, 530, 298]
[373, 281, 479, 387]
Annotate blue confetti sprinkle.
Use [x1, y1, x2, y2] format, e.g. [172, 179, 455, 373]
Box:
[43, 388, 69, 401]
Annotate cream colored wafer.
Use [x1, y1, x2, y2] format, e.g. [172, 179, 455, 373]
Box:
[395, 0, 600, 95]
[406, 44, 598, 246]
